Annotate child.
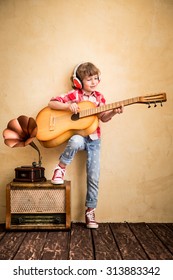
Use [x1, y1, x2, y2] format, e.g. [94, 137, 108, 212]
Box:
[48, 62, 123, 229]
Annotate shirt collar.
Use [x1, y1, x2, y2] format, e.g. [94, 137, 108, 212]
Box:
[82, 90, 97, 97]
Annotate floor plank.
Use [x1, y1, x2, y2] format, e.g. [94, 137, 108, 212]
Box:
[0, 231, 6, 241]
[41, 231, 70, 260]
[92, 223, 121, 260]
[129, 223, 173, 260]
[148, 224, 173, 256]
[0, 231, 27, 260]
[14, 231, 48, 260]
[110, 223, 148, 260]
[166, 223, 173, 231]
[69, 223, 94, 260]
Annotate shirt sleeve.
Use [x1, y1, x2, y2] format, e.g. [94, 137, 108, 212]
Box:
[95, 91, 106, 106]
[100, 95, 106, 105]
[50, 90, 78, 103]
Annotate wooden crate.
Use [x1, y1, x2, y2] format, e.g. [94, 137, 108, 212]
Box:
[6, 180, 71, 230]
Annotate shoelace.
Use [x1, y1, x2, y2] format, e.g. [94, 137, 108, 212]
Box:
[55, 166, 65, 175]
[86, 209, 95, 222]
[54, 166, 65, 177]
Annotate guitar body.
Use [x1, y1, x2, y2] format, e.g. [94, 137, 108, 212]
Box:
[36, 101, 99, 148]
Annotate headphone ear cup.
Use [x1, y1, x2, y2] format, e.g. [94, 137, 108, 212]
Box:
[72, 63, 84, 89]
[73, 77, 82, 89]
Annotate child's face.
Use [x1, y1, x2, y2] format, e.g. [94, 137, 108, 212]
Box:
[82, 75, 99, 94]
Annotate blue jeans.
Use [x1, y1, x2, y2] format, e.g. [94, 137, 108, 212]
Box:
[59, 135, 101, 208]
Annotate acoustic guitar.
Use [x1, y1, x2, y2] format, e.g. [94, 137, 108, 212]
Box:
[36, 93, 167, 148]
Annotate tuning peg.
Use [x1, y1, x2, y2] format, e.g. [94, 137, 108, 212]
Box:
[160, 101, 163, 107]
[154, 102, 157, 107]
[148, 103, 151, 108]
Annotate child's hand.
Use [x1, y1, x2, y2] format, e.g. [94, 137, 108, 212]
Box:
[68, 103, 79, 114]
[113, 105, 124, 114]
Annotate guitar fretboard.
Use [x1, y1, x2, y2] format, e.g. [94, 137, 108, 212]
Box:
[79, 97, 140, 118]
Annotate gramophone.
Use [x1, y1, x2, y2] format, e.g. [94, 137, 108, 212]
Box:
[3, 115, 46, 182]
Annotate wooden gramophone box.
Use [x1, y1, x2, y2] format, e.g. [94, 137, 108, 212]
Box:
[14, 166, 46, 182]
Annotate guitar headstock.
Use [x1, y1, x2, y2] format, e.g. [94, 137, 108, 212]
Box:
[139, 93, 167, 108]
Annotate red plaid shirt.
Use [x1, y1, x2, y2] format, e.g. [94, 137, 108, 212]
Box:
[51, 89, 106, 140]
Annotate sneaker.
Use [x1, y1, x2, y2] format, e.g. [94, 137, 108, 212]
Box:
[85, 208, 98, 229]
[51, 165, 65, 184]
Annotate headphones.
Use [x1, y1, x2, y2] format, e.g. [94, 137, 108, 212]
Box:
[72, 62, 101, 89]
[72, 63, 83, 89]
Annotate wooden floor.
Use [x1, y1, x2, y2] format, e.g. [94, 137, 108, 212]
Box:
[0, 223, 173, 260]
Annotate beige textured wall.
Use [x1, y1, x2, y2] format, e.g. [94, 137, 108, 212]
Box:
[0, 0, 173, 223]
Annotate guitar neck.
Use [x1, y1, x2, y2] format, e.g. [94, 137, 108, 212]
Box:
[79, 97, 140, 118]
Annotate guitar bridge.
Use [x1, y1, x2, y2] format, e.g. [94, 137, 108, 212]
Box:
[49, 115, 55, 131]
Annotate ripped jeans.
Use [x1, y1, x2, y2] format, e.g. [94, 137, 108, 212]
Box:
[59, 135, 101, 208]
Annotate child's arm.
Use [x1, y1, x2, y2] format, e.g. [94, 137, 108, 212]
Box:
[48, 100, 79, 114]
[99, 106, 124, 122]
[48, 100, 69, 110]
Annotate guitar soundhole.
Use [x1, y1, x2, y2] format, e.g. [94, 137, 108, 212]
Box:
[71, 113, 79, 121]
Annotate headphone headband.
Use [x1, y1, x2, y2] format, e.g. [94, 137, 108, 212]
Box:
[73, 63, 83, 78]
